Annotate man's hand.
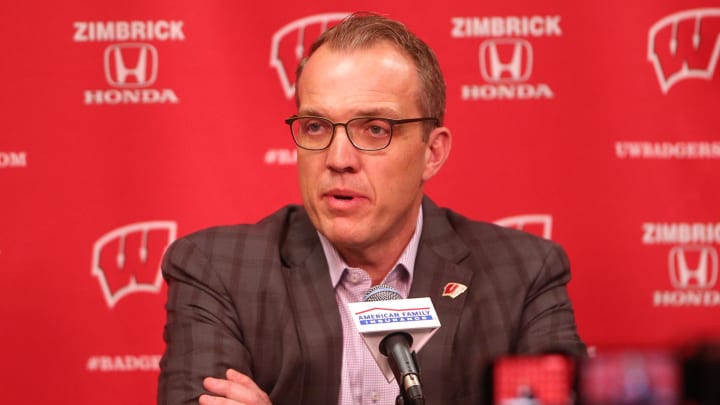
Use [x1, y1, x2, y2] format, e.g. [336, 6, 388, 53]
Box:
[199, 369, 272, 405]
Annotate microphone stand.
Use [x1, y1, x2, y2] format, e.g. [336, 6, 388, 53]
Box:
[395, 374, 425, 405]
[390, 345, 425, 405]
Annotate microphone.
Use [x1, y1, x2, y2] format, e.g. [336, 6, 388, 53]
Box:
[347, 285, 440, 390]
[363, 285, 425, 404]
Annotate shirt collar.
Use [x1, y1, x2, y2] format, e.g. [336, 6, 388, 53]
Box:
[319, 206, 423, 288]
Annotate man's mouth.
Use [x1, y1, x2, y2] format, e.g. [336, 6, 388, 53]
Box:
[324, 190, 365, 205]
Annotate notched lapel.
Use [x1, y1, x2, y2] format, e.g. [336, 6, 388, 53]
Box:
[278, 207, 343, 403]
[411, 199, 474, 379]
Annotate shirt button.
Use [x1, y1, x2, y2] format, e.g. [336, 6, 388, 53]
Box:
[350, 273, 359, 283]
[370, 392, 379, 402]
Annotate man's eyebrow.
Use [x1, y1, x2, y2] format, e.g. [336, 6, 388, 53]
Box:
[353, 108, 400, 118]
[297, 108, 324, 117]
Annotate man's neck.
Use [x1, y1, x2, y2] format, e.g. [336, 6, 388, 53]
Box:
[337, 244, 408, 285]
[318, 204, 424, 288]
[335, 206, 423, 285]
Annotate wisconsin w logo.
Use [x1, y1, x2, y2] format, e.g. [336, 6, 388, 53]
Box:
[270, 13, 349, 99]
[647, 8, 720, 93]
[92, 221, 177, 308]
[495, 214, 553, 239]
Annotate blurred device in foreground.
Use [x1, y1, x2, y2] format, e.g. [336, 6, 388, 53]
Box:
[493, 354, 575, 405]
[578, 350, 680, 405]
[682, 341, 720, 405]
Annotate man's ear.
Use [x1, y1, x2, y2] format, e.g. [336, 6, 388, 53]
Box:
[423, 126, 452, 181]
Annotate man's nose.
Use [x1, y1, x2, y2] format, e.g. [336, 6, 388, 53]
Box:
[325, 126, 360, 173]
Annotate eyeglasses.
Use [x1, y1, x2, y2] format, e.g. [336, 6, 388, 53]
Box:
[285, 115, 439, 151]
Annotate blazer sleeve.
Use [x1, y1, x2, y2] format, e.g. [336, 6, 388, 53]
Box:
[515, 241, 587, 357]
[157, 235, 252, 405]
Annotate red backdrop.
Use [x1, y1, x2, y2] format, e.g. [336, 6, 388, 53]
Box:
[2, 1, 719, 403]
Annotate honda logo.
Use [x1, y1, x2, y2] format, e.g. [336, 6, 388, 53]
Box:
[668, 245, 719, 289]
[495, 214, 553, 239]
[92, 221, 177, 308]
[270, 13, 349, 99]
[647, 8, 720, 93]
[104, 43, 158, 88]
[479, 39, 533, 83]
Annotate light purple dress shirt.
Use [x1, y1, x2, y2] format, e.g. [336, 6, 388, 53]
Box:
[318, 208, 423, 405]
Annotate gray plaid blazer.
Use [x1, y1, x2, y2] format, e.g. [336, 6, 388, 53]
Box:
[158, 198, 585, 404]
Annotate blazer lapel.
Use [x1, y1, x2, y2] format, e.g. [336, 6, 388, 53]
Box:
[410, 198, 473, 395]
[279, 206, 343, 404]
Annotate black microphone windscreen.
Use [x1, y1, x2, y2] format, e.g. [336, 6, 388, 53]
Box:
[363, 284, 402, 302]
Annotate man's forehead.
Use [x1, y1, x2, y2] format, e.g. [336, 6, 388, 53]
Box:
[296, 42, 420, 117]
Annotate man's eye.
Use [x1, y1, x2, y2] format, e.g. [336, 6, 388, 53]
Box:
[364, 121, 391, 137]
[369, 125, 385, 135]
[304, 121, 326, 134]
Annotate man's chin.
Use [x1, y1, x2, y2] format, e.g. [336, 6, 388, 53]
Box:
[318, 221, 367, 247]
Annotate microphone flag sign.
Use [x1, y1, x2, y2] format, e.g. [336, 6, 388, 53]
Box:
[348, 297, 441, 382]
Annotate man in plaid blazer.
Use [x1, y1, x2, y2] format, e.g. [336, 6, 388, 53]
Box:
[158, 12, 585, 405]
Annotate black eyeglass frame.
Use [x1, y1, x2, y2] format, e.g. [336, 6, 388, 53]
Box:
[285, 115, 440, 151]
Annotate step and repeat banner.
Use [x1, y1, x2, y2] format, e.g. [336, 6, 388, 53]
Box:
[1, 0, 718, 403]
